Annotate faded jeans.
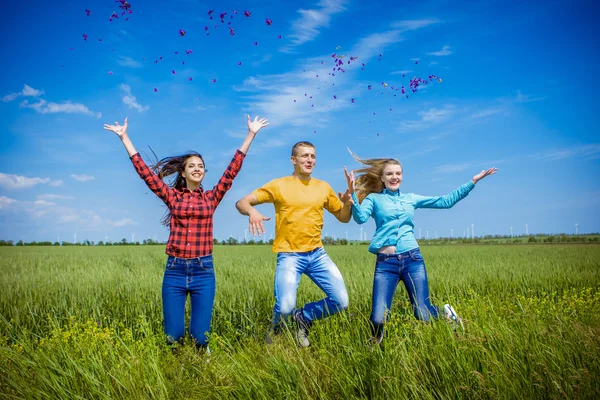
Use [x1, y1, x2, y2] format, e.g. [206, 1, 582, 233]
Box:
[272, 247, 349, 325]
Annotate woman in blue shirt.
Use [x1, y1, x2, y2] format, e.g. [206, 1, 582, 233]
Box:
[345, 154, 496, 344]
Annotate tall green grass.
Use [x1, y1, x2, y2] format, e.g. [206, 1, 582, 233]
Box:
[1, 245, 599, 399]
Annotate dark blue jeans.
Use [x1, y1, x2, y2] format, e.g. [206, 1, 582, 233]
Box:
[162, 255, 215, 347]
[371, 248, 439, 336]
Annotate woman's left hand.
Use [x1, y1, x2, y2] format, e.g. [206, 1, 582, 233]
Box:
[472, 167, 498, 184]
[247, 115, 269, 135]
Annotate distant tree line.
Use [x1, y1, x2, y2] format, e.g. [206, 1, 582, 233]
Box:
[0, 233, 598, 247]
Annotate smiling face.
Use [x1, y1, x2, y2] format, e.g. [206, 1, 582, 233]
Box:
[381, 162, 403, 192]
[291, 145, 316, 177]
[181, 155, 205, 187]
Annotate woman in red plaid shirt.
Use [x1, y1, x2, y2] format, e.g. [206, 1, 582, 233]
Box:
[104, 115, 269, 351]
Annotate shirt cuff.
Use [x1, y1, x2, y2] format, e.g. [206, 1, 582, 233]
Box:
[351, 192, 360, 206]
[235, 149, 247, 159]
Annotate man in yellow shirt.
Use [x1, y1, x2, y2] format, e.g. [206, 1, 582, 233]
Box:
[236, 141, 353, 347]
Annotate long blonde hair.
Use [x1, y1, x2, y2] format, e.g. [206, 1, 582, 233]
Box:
[349, 148, 402, 203]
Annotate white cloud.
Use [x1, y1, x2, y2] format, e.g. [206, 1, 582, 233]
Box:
[35, 200, 56, 206]
[70, 174, 95, 182]
[113, 218, 137, 227]
[471, 107, 503, 119]
[2, 84, 44, 102]
[283, 0, 349, 51]
[401, 106, 454, 130]
[117, 55, 142, 68]
[0, 196, 16, 209]
[120, 84, 149, 112]
[48, 180, 64, 187]
[390, 19, 440, 31]
[390, 70, 412, 75]
[20, 99, 94, 116]
[531, 144, 600, 161]
[37, 194, 74, 201]
[427, 45, 453, 56]
[515, 90, 546, 103]
[0, 173, 61, 189]
[432, 163, 469, 174]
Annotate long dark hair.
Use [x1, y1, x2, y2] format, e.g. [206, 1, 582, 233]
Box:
[148, 149, 206, 226]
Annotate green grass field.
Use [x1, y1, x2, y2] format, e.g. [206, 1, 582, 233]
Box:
[1, 245, 599, 399]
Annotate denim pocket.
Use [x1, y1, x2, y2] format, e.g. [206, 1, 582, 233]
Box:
[409, 250, 424, 261]
[165, 257, 176, 270]
[200, 257, 214, 270]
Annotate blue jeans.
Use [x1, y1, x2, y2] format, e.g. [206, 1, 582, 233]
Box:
[273, 247, 349, 325]
[371, 248, 439, 336]
[162, 255, 215, 347]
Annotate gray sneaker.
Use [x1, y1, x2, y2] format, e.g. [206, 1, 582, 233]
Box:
[293, 309, 311, 348]
[443, 304, 464, 329]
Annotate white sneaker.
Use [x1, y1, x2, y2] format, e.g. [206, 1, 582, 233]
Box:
[443, 304, 464, 329]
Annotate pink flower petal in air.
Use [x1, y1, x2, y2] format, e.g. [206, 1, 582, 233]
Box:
[220, 12, 227, 22]
[154, 88, 158, 92]
[108, 71, 113, 75]
[212, 79, 216, 83]
[188, 77, 192, 81]
[85, 9, 90, 16]
[174, 51, 178, 54]
[237, 61, 242, 66]
[179, 29, 186, 36]
[244, 10, 251, 17]
[351, 98, 355, 103]
[277, 35, 282, 39]
[253, 41, 258, 45]
[205, 26, 209, 31]
[172, 70, 176, 74]
[266, 18, 272, 25]
[99, 38, 103, 42]
[83, 34, 88, 41]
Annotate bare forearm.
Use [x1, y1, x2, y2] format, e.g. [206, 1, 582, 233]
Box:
[121, 134, 138, 157]
[238, 131, 257, 155]
[236, 198, 255, 216]
[336, 204, 352, 223]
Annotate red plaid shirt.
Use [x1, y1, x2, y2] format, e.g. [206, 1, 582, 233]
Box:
[130, 150, 246, 257]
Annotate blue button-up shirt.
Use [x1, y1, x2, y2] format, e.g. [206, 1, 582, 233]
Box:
[351, 181, 475, 254]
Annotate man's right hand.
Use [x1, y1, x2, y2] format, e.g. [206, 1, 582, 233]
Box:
[249, 208, 271, 236]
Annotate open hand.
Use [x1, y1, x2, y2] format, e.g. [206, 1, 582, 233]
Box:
[472, 168, 498, 184]
[249, 209, 271, 236]
[103, 118, 129, 138]
[247, 115, 269, 135]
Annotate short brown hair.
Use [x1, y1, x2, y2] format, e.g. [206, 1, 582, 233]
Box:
[291, 141, 315, 156]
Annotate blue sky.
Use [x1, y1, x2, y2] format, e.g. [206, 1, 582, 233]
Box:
[1, 0, 599, 244]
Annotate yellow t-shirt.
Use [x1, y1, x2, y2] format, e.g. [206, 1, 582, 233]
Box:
[253, 176, 344, 253]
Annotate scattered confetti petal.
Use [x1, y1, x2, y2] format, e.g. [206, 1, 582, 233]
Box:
[244, 10, 251, 17]
[179, 29, 186, 36]
[85, 9, 90, 16]
[108, 71, 113, 75]
[154, 88, 158, 92]
[83, 33, 88, 41]
[212, 78, 216, 83]
[265, 18, 272, 25]
[277, 35, 282, 39]
[237, 61, 242, 66]
[188, 77, 192, 81]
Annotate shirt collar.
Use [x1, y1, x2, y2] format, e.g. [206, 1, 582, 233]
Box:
[382, 187, 401, 196]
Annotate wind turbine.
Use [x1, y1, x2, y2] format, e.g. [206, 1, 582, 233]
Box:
[419, 228, 422, 239]
[345, 231, 348, 241]
[575, 223, 578, 235]
[471, 224, 475, 239]
[73, 232, 77, 244]
[244, 229, 247, 242]
[359, 226, 363, 241]
[525, 223, 529, 235]
[450, 228, 453, 238]
[426, 230, 429, 239]
[131, 233, 135, 243]
[510, 227, 513, 237]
